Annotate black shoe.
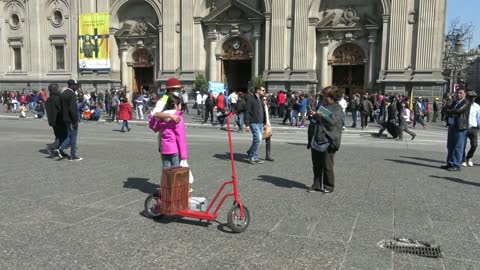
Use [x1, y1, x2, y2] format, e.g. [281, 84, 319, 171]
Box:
[440, 164, 451, 169]
[127, 128, 131, 132]
[120, 129, 126, 133]
[265, 157, 275, 162]
[411, 135, 416, 141]
[69, 156, 83, 161]
[447, 167, 460, 171]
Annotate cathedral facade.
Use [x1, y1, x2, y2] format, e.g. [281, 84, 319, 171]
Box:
[0, 0, 446, 97]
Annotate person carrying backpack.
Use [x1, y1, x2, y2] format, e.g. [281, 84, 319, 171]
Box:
[236, 92, 247, 132]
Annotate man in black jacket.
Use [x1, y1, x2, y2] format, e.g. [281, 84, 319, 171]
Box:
[442, 88, 470, 171]
[46, 84, 67, 154]
[54, 79, 82, 161]
[244, 86, 266, 164]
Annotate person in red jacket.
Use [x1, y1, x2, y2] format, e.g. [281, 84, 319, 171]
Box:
[277, 91, 286, 118]
[117, 97, 133, 132]
[216, 92, 227, 128]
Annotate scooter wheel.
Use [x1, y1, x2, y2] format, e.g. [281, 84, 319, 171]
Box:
[144, 194, 162, 219]
[227, 204, 250, 233]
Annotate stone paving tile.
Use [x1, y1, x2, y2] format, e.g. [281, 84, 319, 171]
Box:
[442, 258, 480, 270]
[270, 215, 319, 237]
[393, 261, 440, 270]
[355, 212, 393, 231]
[350, 227, 393, 247]
[392, 253, 444, 269]
[0, 218, 69, 243]
[310, 213, 357, 236]
[342, 243, 393, 270]
[439, 240, 480, 262]
[292, 239, 346, 270]
[50, 206, 107, 224]
[432, 220, 477, 243]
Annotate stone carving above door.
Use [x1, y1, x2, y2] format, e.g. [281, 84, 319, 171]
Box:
[221, 38, 253, 60]
[332, 43, 365, 65]
[116, 19, 157, 37]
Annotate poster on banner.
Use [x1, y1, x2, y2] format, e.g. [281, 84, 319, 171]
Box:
[78, 12, 110, 70]
[208, 82, 226, 97]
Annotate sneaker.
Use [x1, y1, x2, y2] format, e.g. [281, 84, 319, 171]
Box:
[467, 159, 474, 167]
[322, 189, 333, 194]
[411, 135, 416, 141]
[69, 156, 83, 161]
[253, 159, 264, 164]
[440, 164, 451, 169]
[447, 166, 460, 171]
[306, 187, 318, 193]
[54, 149, 65, 158]
[127, 128, 131, 132]
[461, 162, 467, 167]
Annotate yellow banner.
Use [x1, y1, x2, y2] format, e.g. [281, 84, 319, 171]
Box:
[78, 12, 110, 70]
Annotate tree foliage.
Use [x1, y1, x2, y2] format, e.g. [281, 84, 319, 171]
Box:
[194, 73, 208, 93]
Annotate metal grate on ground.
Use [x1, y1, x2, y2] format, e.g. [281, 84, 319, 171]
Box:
[378, 238, 442, 258]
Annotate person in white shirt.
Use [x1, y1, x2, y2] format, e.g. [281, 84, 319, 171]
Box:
[337, 95, 348, 130]
[462, 91, 480, 167]
[135, 95, 144, 120]
[229, 90, 238, 112]
[181, 90, 189, 114]
[398, 101, 416, 141]
[195, 91, 203, 116]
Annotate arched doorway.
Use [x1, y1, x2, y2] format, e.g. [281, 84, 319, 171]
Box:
[220, 38, 253, 92]
[132, 48, 154, 94]
[332, 43, 366, 96]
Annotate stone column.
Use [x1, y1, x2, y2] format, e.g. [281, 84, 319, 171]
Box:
[264, 13, 271, 71]
[157, 24, 163, 77]
[120, 44, 129, 87]
[253, 24, 261, 77]
[380, 15, 390, 74]
[319, 37, 329, 88]
[208, 30, 218, 82]
[368, 32, 377, 88]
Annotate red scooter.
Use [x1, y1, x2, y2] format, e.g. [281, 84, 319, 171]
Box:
[144, 112, 250, 233]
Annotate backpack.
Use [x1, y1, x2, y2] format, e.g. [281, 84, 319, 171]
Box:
[236, 96, 246, 112]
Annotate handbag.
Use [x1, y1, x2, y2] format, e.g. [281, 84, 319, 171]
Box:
[310, 124, 330, 152]
[262, 126, 272, 140]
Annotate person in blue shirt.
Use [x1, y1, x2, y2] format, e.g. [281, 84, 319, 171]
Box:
[90, 103, 102, 121]
[298, 93, 309, 128]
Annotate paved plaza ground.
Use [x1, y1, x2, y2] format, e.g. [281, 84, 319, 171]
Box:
[0, 111, 480, 269]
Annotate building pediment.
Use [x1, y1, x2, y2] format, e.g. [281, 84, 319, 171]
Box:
[202, 0, 264, 23]
[316, 7, 379, 29]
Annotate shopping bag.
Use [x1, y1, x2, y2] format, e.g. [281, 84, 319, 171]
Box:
[262, 126, 272, 140]
[180, 160, 194, 184]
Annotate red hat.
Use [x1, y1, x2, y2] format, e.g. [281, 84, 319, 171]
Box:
[165, 78, 182, 89]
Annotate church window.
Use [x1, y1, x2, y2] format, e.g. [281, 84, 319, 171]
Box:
[55, 45, 65, 70]
[13, 47, 22, 70]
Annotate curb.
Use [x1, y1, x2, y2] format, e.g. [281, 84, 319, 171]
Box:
[0, 114, 378, 134]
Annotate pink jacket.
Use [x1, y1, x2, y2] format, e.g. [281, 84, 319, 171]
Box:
[159, 110, 188, 160]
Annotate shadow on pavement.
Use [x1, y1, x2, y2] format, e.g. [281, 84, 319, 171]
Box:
[124, 178, 158, 194]
[213, 152, 249, 163]
[384, 159, 441, 169]
[256, 175, 307, 189]
[430, 175, 480, 187]
[286, 142, 308, 147]
[400, 156, 445, 164]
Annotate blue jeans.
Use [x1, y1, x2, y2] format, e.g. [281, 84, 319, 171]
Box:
[447, 126, 467, 168]
[121, 120, 129, 131]
[162, 153, 179, 168]
[247, 123, 263, 160]
[236, 113, 244, 131]
[352, 111, 358, 127]
[341, 111, 346, 127]
[59, 123, 78, 158]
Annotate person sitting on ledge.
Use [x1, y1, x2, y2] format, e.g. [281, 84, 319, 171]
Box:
[89, 103, 102, 121]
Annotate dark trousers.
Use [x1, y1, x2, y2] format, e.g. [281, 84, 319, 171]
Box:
[463, 128, 479, 161]
[111, 106, 118, 122]
[282, 108, 292, 124]
[360, 112, 369, 128]
[204, 107, 214, 123]
[432, 111, 438, 122]
[311, 149, 335, 191]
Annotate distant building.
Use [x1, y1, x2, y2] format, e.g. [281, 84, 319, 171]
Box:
[0, 0, 446, 100]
